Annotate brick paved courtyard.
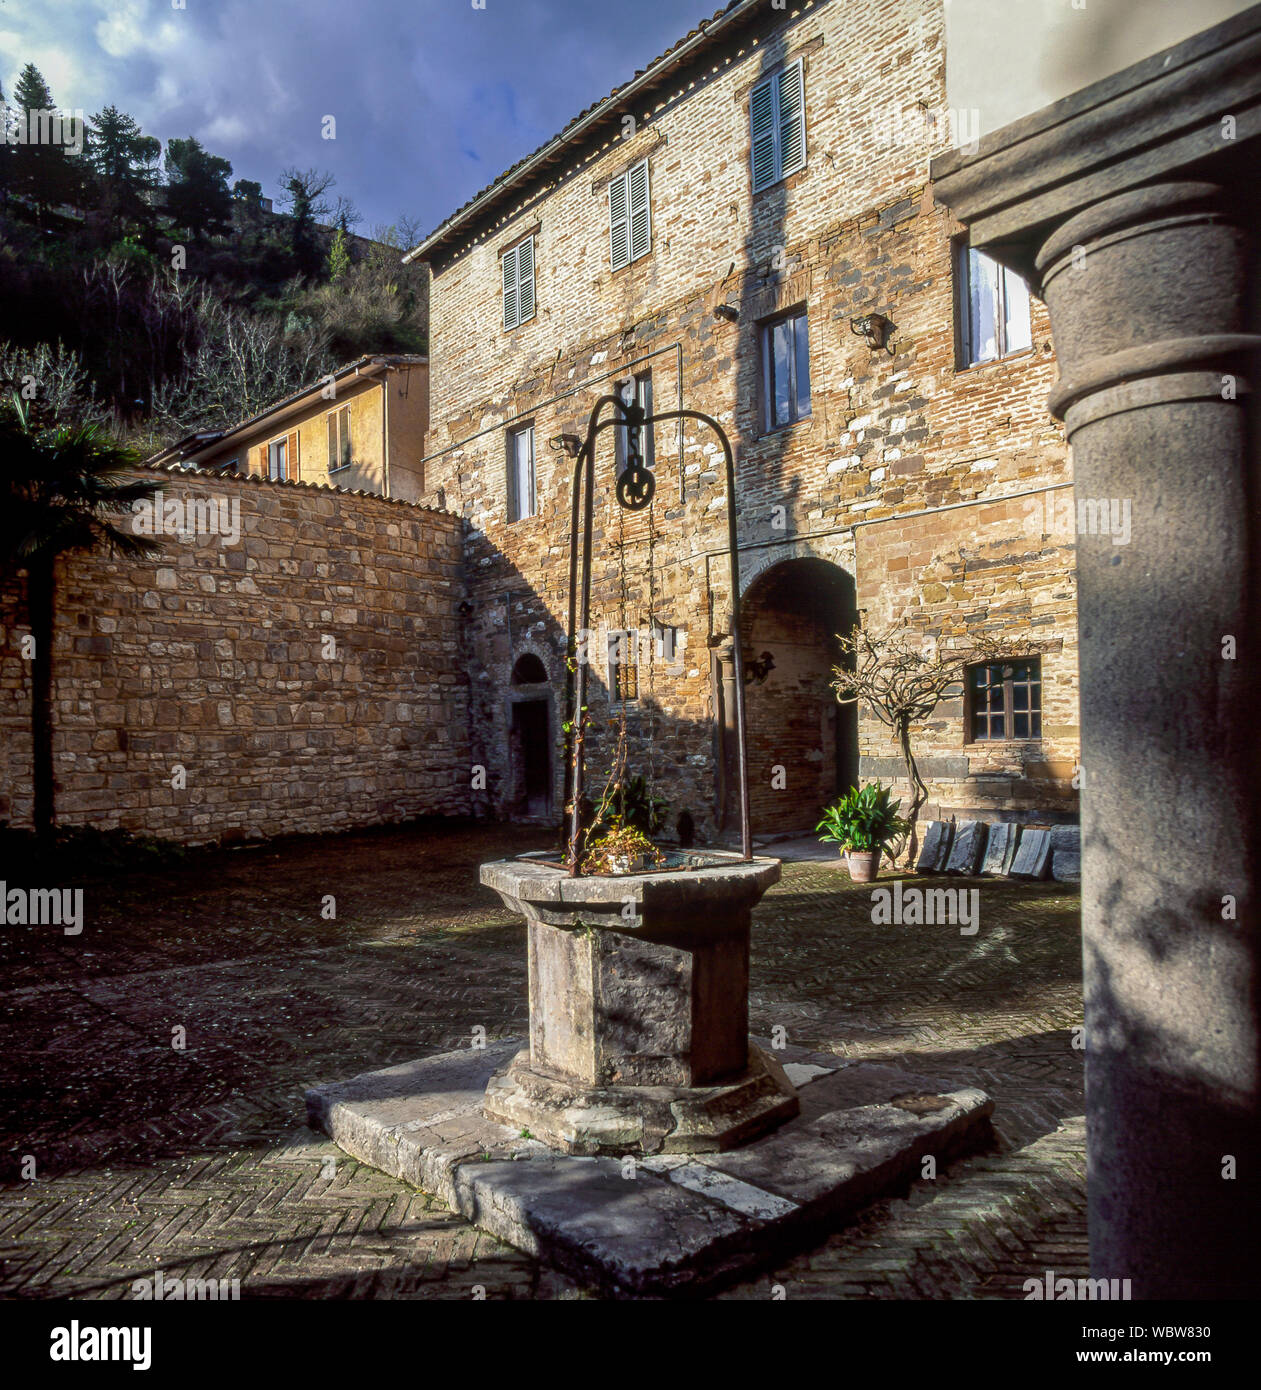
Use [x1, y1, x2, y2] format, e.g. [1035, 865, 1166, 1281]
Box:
[0, 822, 1085, 1299]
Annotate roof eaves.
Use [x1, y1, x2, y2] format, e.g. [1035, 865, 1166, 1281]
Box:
[402, 0, 759, 265]
[172, 354, 428, 460]
[135, 459, 459, 518]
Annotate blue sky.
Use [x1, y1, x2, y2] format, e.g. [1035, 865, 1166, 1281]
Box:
[0, 0, 721, 237]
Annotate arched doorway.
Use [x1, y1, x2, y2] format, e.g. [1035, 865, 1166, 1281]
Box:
[508, 653, 552, 819]
[735, 557, 858, 837]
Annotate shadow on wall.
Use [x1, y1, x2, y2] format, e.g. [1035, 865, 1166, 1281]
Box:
[462, 542, 860, 848]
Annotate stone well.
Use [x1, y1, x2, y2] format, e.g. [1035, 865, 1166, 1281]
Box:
[478, 850, 799, 1155]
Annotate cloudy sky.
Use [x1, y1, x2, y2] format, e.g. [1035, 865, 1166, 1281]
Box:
[0, 0, 720, 237]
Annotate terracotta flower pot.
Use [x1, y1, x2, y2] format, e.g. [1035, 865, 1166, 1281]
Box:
[845, 849, 881, 883]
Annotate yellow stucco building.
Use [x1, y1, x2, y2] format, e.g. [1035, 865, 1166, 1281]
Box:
[148, 354, 429, 501]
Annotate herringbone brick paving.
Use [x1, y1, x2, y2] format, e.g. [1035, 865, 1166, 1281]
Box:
[0, 822, 1085, 1299]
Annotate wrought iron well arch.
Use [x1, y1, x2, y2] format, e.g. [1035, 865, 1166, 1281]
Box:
[561, 393, 751, 873]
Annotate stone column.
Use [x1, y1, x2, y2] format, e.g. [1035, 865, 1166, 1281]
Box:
[934, 10, 1261, 1299]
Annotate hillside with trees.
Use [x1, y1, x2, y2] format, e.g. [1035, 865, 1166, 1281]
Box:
[0, 63, 428, 454]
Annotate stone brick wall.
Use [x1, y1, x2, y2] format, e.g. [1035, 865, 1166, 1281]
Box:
[854, 494, 1079, 822]
[417, 0, 1079, 838]
[0, 468, 469, 844]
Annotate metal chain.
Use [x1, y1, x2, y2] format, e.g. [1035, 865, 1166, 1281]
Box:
[646, 485, 657, 805]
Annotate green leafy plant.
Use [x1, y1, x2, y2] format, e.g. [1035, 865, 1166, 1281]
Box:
[816, 783, 908, 853]
[581, 818, 666, 876]
[592, 773, 669, 839]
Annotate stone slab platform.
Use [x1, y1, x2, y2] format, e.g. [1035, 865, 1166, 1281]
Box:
[306, 1041, 994, 1297]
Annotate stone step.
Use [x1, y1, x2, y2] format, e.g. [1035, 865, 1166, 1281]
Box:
[306, 1040, 994, 1297]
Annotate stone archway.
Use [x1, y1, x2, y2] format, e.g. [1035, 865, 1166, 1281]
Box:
[506, 647, 554, 820]
[732, 557, 858, 837]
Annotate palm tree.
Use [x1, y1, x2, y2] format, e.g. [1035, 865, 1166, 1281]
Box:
[0, 398, 162, 845]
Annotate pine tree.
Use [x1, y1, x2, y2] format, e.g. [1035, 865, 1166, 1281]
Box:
[165, 136, 233, 240]
[327, 228, 351, 282]
[10, 64, 82, 219]
[86, 104, 155, 233]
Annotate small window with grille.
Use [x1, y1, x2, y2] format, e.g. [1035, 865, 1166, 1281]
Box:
[607, 629, 640, 704]
[968, 658, 1042, 741]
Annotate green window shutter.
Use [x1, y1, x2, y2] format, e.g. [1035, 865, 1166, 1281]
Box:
[778, 58, 806, 177]
[628, 159, 650, 263]
[750, 74, 776, 192]
[517, 235, 535, 323]
[502, 243, 519, 329]
[609, 169, 630, 271]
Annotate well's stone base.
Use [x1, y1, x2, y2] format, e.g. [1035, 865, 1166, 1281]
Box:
[482, 1042, 800, 1155]
[306, 1039, 995, 1296]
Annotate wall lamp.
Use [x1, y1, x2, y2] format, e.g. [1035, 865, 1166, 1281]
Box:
[851, 312, 894, 352]
[714, 303, 740, 322]
[743, 650, 775, 685]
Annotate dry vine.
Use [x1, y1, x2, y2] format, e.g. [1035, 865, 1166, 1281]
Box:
[831, 621, 1040, 868]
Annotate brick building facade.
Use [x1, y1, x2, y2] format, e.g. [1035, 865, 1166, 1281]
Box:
[411, 0, 1080, 840]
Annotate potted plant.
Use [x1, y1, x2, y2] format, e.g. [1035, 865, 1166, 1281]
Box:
[816, 783, 908, 882]
[581, 817, 667, 876]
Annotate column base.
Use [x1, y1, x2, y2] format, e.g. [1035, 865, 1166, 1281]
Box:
[482, 1041, 800, 1156]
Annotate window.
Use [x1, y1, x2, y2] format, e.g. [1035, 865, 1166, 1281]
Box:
[956, 243, 1033, 366]
[267, 437, 287, 481]
[761, 308, 811, 431]
[968, 658, 1042, 741]
[328, 405, 352, 471]
[750, 57, 806, 194]
[651, 620, 679, 664]
[614, 372, 654, 472]
[507, 423, 536, 521]
[217, 457, 240, 474]
[609, 158, 651, 271]
[607, 629, 639, 704]
[502, 234, 536, 331]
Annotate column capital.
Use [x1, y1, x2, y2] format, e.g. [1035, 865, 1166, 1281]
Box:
[931, 4, 1261, 286]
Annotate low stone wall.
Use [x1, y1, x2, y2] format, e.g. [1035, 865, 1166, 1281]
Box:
[0, 468, 470, 844]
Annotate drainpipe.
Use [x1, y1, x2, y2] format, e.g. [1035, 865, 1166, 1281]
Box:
[382, 365, 391, 498]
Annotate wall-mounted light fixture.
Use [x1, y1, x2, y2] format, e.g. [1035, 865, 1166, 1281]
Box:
[550, 433, 582, 457]
[743, 650, 775, 685]
[851, 311, 894, 352]
[714, 303, 740, 322]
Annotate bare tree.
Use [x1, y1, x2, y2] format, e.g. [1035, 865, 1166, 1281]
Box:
[141, 292, 332, 445]
[0, 341, 106, 427]
[831, 622, 1038, 868]
[331, 195, 361, 234]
